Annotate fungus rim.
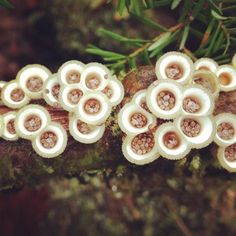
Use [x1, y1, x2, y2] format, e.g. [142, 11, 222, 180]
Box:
[192, 70, 220, 98]
[214, 113, 236, 147]
[216, 65, 236, 92]
[217, 144, 236, 173]
[146, 79, 183, 120]
[122, 133, 160, 165]
[155, 51, 194, 85]
[0, 81, 6, 105]
[155, 122, 191, 160]
[59, 84, 85, 112]
[16, 64, 52, 99]
[194, 57, 218, 73]
[32, 122, 68, 158]
[69, 115, 105, 144]
[102, 76, 124, 106]
[1, 80, 30, 109]
[80, 63, 110, 91]
[131, 89, 149, 111]
[43, 74, 61, 107]
[181, 84, 214, 116]
[75, 91, 112, 125]
[2, 111, 18, 141]
[175, 115, 216, 149]
[58, 60, 85, 85]
[118, 103, 155, 135]
[15, 105, 51, 140]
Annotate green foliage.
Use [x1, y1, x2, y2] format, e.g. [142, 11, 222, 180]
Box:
[0, 0, 13, 8]
[87, 0, 236, 73]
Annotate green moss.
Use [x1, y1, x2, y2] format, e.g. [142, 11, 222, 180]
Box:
[0, 154, 15, 190]
[35, 163, 236, 235]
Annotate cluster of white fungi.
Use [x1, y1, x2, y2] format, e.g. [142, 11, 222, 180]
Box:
[118, 52, 236, 172]
[0, 52, 235, 173]
[0, 62, 124, 158]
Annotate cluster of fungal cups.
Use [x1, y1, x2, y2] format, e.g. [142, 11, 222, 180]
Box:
[56, 61, 124, 144]
[118, 52, 236, 171]
[0, 61, 124, 158]
[0, 52, 235, 171]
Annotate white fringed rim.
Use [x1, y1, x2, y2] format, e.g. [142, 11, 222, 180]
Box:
[43, 74, 61, 107]
[217, 144, 236, 173]
[75, 91, 112, 125]
[216, 65, 236, 92]
[175, 115, 216, 149]
[80, 63, 110, 91]
[0, 81, 7, 105]
[69, 114, 105, 144]
[15, 105, 51, 140]
[1, 80, 30, 109]
[181, 84, 214, 116]
[155, 122, 191, 160]
[192, 70, 220, 98]
[58, 60, 85, 85]
[122, 133, 160, 165]
[214, 113, 236, 147]
[131, 89, 150, 111]
[146, 79, 183, 119]
[2, 111, 18, 141]
[16, 64, 52, 99]
[155, 51, 194, 85]
[118, 103, 155, 135]
[59, 84, 85, 112]
[194, 58, 218, 73]
[102, 76, 124, 106]
[32, 122, 68, 158]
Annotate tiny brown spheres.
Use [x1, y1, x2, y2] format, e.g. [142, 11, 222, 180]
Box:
[0, 61, 124, 158]
[119, 51, 236, 169]
[0, 52, 235, 169]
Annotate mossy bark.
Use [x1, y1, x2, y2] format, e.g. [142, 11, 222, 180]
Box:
[0, 66, 235, 191]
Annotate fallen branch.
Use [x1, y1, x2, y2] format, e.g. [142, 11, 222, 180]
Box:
[0, 66, 235, 190]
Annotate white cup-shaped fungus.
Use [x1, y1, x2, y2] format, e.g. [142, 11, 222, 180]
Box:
[155, 122, 191, 160]
[58, 60, 85, 85]
[214, 113, 236, 147]
[118, 103, 155, 136]
[122, 132, 160, 165]
[155, 51, 194, 85]
[182, 85, 214, 116]
[2, 111, 19, 141]
[32, 122, 67, 158]
[59, 84, 85, 112]
[43, 74, 61, 107]
[80, 63, 110, 91]
[16, 64, 52, 99]
[75, 91, 112, 125]
[146, 79, 183, 119]
[15, 104, 51, 140]
[175, 115, 216, 149]
[216, 65, 236, 92]
[194, 58, 218, 73]
[217, 144, 236, 172]
[102, 76, 124, 106]
[1, 80, 30, 109]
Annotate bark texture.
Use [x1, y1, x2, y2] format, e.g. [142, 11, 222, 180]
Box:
[0, 66, 235, 190]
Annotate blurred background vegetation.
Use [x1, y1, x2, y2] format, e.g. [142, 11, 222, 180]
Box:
[0, 0, 236, 235]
